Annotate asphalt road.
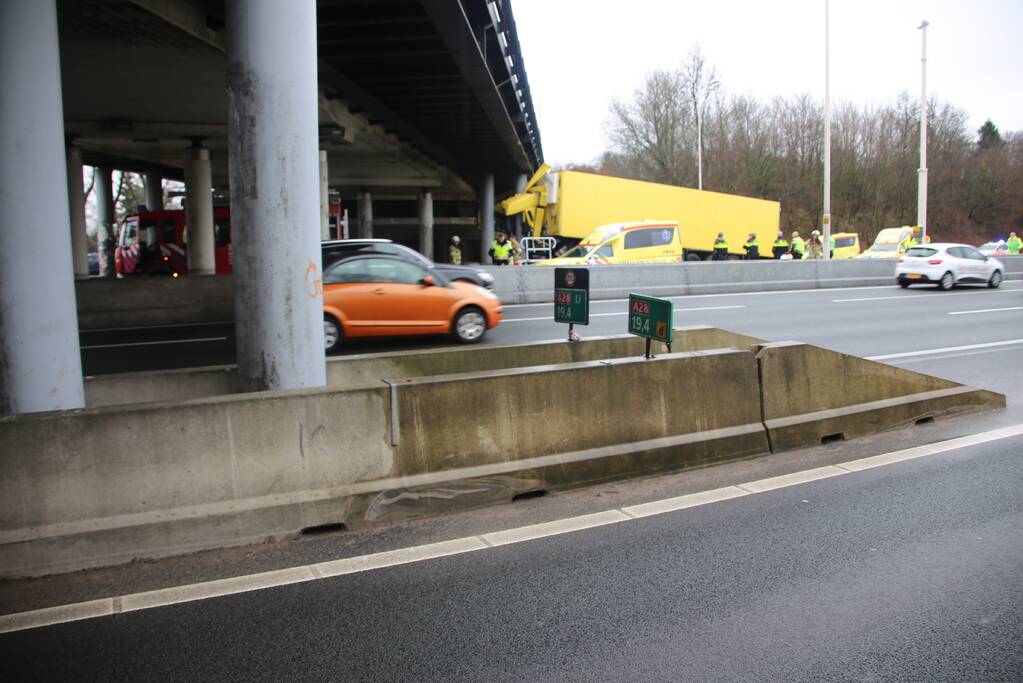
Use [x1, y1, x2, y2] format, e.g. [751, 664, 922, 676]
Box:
[5, 280, 1019, 679]
[79, 279, 1023, 375]
[3, 435, 1021, 680]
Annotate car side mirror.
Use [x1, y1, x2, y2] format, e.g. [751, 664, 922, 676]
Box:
[420, 275, 435, 287]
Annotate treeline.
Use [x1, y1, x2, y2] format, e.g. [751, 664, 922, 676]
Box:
[585, 55, 1022, 246]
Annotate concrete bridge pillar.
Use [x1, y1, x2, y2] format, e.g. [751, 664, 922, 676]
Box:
[319, 151, 330, 241]
[67, 145, 89, 278]
[145, 171, 163, 211]
[95, 166, 115, 277]
[0, 0, 85, 414]
[225, 0, 325, 392]
[184, 147, 215, 275]
[359, 191, 374, 238]
[480, 173, 495, 263]
[419, 192, 434, 260]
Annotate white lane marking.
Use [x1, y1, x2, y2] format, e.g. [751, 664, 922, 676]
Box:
[3, 422, 1022, 634]
[622, 486, 749, 518]
[500, 279, 1023, 309]
[886, 346, 1023, 365]
[833, 289, 1016, 303]
[867, 339, 1023, 361]
[80, 337, 227, 350]
[481, 510, 631, 546]
[948, 306, 1023, 316]
[737, 466, 850, 493]
[312, 537, 487, 579]
[502, 305, 745, 323]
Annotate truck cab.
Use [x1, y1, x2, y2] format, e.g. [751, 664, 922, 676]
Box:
[535, 220, 683, 265]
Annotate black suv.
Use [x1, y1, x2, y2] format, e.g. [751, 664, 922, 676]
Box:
[321, 239, 495, 289]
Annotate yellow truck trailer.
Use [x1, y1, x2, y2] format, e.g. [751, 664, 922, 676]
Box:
[499, 165, 781, 260]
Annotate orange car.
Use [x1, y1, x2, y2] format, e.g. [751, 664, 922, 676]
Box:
[322, 254, 502, 352]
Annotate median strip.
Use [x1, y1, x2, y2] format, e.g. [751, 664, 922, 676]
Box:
[3, 422, 1021, 635]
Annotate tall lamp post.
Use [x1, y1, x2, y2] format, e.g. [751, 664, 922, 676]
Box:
[917, 20, 929, 241]
[822, 0, 832, 259]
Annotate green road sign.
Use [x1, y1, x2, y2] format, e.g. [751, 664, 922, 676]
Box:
[555, 288, 589, 324]
[628, 293, 673, 343]
[554, 267, 589, 325]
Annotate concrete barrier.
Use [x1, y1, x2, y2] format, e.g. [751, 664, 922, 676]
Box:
[76, 256, 1023, 328]
[0, 385, 392, 578]
[85, 326, 765, 408]
[2, 331, 1005, 578]
[2, 346, 768, 577]
[76, 275, 234, 329]
[347, 349, 769, 524]
[756, 341, 1006, 451]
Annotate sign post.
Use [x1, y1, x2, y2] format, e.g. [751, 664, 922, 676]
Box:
[554, 267, 589, 342]
[628, 293, 673, 358]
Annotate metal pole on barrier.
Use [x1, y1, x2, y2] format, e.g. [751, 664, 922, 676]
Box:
[822, 0, 832, 260]
[917, 20, 929, 240]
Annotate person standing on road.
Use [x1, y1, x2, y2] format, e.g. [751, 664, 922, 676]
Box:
[789, 231, 805, 260]
[805, 230, 824, 259]
[1007, 232, 1022, 255]
[489, 232, 513, 265]
[449, 235, 462, 265]
[711, 232, 729, 260]
[772, 231, 789, 259]
[742, 233, 759, 260]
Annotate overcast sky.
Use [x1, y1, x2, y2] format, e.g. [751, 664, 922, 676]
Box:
[512, 0, 1023, 165]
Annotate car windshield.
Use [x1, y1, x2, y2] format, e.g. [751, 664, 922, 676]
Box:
[978, 243, 998, 251]
[871, 243, 899, 252]
[559, 244, 595, 259]
[905, 247, 938, 257]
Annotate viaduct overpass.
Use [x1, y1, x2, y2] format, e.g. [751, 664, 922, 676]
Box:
[0, 0, 543, 415]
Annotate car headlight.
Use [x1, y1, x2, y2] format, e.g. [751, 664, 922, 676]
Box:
[477, 271, 495, 285]
[477, 286, 498, 299]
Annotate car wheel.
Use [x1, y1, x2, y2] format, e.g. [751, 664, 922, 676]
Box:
[685, 253, 702, 262]
[452, 306, 487, 344]
[938, 271, 955, 290]
[898, 279, 910, 288]
[988, 270, 1003, 288]
[324, 315, 342, 353]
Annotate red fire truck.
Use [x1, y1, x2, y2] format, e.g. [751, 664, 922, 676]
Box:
[115, 204, 346, 276]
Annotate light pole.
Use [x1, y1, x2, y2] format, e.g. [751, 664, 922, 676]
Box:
[696, 78, 719, 191]
[917, 20, 929, 240]
[822, 0, 832, 259]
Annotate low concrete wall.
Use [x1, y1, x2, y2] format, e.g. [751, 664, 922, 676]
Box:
[756, 341, 1006, 451]
[76, 256, 1023, 328]
[2, 331, 1005, 578]
[76, 275, 234, 329]
[85, 326, 765, 408]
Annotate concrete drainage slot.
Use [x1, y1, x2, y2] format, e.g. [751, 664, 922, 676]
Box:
[915, 416, 935, 425]
[512, 489, 548, 503]
[820, 433, 846, 445]
[301, 522, 348, 536]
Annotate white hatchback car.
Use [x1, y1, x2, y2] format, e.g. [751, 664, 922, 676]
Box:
[896, 243, 1004, 290]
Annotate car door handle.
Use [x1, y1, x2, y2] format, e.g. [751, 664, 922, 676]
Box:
[372, 288, 385, 295]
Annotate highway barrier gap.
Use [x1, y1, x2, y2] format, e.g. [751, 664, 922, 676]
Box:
[0, 329, 1005, 578]
[74, 256, 1023, 329]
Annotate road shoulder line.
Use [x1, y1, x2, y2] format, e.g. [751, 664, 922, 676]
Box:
[2, 422, 1021, 635]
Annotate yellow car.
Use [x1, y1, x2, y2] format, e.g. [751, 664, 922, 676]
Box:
[535, 220, 683, 265]
[858, 226, 915, 260]
[830, 232, 860, 259]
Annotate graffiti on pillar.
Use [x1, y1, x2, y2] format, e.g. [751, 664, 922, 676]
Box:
[305, 259, 322, 300]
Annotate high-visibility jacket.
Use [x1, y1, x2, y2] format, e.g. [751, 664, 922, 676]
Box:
[490, 240, 513, 262]
[743, 239, 759, 259]
[1007, 236, 1022, 255]
[449, 245, 462, 265]
[791, 237, 805, 255]
[773, 238, 789, 249]
[713, 239, 728, 252]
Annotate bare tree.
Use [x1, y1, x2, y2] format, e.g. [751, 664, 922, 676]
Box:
[680, 46, 719, 190]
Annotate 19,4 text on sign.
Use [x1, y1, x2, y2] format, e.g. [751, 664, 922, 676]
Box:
[628, 293, 673, 343]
